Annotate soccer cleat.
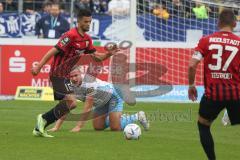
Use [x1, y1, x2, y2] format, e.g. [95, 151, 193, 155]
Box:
[36, 114, 47, 133]
[34, 114, 54, 137]
[138, 111, 150, 131]
[33, 128, 54, 138]
[32, 128, 41, 137]
[41, 132, 54, 138]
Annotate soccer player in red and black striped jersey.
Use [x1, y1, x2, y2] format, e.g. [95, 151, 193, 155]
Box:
[188, 9, 240, 160]
[31, 9, 119, 137]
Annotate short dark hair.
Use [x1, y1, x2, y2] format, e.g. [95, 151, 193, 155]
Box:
[77, 9, 92, 20]
[52, 3, 60, 8]
[218, 9, 236, 28]
[42, 2, 52, 8]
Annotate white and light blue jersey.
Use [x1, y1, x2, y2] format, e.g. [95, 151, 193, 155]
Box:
[73, 74, 122, 109]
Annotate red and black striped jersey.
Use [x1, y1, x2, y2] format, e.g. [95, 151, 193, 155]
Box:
[193, 31, 240, 101]
[50, 27, 96, 77]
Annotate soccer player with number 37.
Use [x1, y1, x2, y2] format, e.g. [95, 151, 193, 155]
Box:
[188, 9, 240, 160]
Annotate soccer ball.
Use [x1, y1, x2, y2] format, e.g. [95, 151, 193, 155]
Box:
[123, 124, 141, 140]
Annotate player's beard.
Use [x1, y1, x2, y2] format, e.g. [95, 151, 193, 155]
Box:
[82, 27, 89, 32]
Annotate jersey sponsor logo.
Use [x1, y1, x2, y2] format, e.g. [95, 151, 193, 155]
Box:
[9, 50, 26, 72]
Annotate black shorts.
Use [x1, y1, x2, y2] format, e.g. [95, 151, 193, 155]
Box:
[199, 95, 240, 125]
[50, 76, 73, 100]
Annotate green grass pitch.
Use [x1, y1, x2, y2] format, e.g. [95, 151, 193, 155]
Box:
[0, 100, 239, 160]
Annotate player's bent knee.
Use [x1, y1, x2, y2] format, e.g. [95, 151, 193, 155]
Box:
[93, 122, 105, 131]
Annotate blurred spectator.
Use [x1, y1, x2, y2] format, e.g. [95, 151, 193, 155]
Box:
[182, 0, 194, 18]
[208, 4, 219, 18]
[168, 0, 184, 17]
[24, 0, 37, 14]
[152, 4, 170, 20]
[0, 2, 4, 13]
[108, 0, 130, 16]
[192, 1, 210, 19]
[92, 0, 109, 14]
[75, 0, 93, 13]
[41, 1, 52, 15]
[3, 0, 17, 12]
[45, 0, 68, 14]
[35, 3, 69, 38]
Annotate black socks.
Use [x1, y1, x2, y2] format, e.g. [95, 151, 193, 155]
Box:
[198, 121, 216, 160]
[42, 101, 70, 128]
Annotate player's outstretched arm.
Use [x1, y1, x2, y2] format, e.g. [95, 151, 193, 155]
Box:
[188, 58, 200, 101]
[71, 96, 94, 132]
[31, 47, 59, 76]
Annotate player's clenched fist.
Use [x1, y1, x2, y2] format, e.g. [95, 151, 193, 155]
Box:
[31, 65, 41, 76]
[104, 43, 120, 55]
[188, 86, 198, 101]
